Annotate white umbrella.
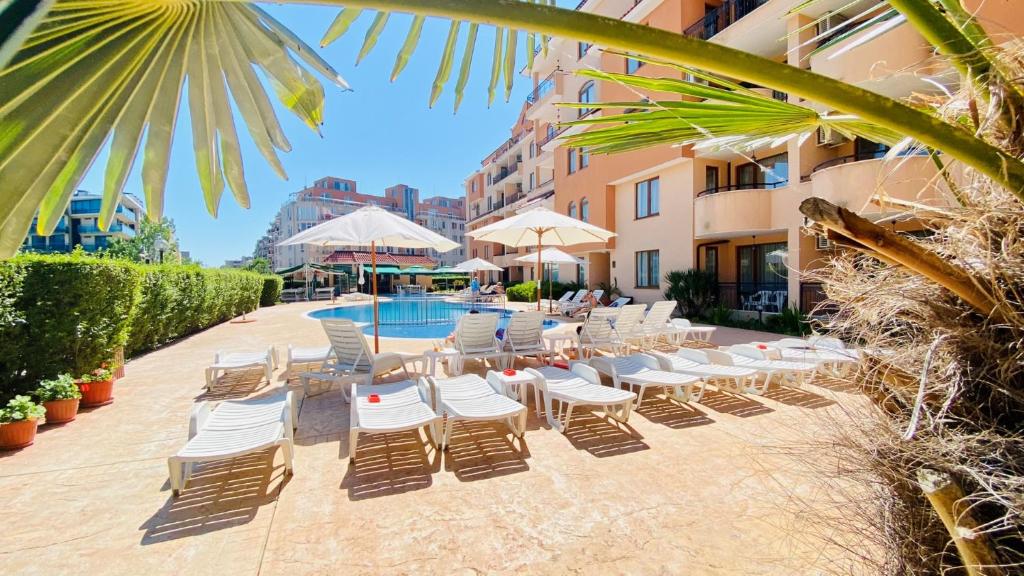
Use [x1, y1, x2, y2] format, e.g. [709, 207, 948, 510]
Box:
[454, 257, 504, 273]
[514, 248, 584, 313]
[278, 205, 459, 352]
[467, 207, 615, 310]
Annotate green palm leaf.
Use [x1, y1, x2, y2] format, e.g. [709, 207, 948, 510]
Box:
[558, 68, 904, 154]
[0, 0, 348, 258]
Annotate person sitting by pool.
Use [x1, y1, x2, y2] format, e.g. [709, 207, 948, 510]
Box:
[571, 292, 600, 319]
[493, 282, 505, 295]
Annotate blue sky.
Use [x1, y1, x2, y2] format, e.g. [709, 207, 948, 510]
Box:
[77, 4, 566, 266]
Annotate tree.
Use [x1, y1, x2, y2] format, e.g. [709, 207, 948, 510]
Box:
[103, 218, 180, 264]
[243, 257, 272, 275]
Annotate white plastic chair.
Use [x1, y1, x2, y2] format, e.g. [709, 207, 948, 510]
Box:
[205, 346, 276, 390]
[558, 290, 589, 315]
[638, 301, 677, 348]
[168, 391, 296, 496]
[428, 374, 527, 448]
[612, 304, 648, 351]
[708, 345, 817, 390]
[348, 380, 441, 464]
[320, 319, 409, 401]
[589, 354, 705, 408]
[669, 318, 716, 344]
[524, 364, 636, 434]
[607, 296, 632, 308]
[502, 311, 550, 366]
[453, 313, 508, 375]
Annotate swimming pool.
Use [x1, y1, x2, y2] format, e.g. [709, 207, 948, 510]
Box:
[307, 299, 559, 339]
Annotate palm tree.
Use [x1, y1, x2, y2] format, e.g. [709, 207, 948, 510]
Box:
[3, 2, 1023, 571]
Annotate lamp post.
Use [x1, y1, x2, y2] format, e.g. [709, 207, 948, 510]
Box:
[153, 237, 169, 264]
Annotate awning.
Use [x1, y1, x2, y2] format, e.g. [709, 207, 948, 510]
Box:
[373, 266, 402, 275]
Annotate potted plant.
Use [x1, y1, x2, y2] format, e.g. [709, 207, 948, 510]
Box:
[77, 364, 116, 407]
[0, 395, 46, 450]
[36, 374, 82, 424]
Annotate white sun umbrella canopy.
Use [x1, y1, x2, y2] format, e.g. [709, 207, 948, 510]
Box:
[515, 248, 584, 312]
[468, 207, 615, 309]
[278, 205, 459, 352]
[455, 257, 504, 273]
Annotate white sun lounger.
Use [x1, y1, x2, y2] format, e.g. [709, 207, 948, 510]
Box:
[502, 311, 551, 366]
[590, 354, 705, 408]
[707, 345, 818, 390]
[559, 289, 588, 315]
[578, 307, 624, 358]
[638, 301, 677, 348]
[319, 319, 409, 401]
[427, 374, 527, 448]
[285, 345, 333, 375]
[612, 304, 649, 351]
[453, 313, 508, 375]
[205, 346, 277, 390]
[651, 348, 764, 395]
[348, 380, 442, 464]
[168, 391, 296, 497]
[668, 318, 716, 344]
[760, 338, 859, 375]
[524, 364, 636, 433]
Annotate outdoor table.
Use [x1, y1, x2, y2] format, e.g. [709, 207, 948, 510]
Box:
[544, 333, 577, 360]
[489, 369, 542, 418]
[424, 348, 460, 377]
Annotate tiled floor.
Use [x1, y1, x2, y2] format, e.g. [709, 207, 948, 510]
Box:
[0, 300, 872, 575]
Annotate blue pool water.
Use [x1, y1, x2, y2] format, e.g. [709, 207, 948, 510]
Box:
[307, 299, 559, 339]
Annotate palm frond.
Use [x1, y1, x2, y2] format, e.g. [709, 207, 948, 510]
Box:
[0, 0, 349, 257]
[558, 69, 904, 154]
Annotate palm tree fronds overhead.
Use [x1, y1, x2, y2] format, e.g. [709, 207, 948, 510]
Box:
[558, 69, 904, 154]
[0, 0, 348, 258]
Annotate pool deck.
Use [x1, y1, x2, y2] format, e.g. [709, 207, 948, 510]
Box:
[0, 300, 872, 575]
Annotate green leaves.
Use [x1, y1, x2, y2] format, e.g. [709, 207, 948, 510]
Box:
[0, 0, 349, 258]
[559, 68, 904, 155]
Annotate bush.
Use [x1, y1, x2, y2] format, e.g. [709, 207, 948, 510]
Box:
[35, 374, 80, 402]
[505, 280, 581, 303]
[763, 307, 811, 336]
[0, 254, 264, 400]
[260, 275, 284, 307]
[664, 269, 716, 317]
[0, 395, 45, 423]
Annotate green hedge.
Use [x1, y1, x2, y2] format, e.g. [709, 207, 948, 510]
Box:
[260, 275, 284, 307]
[0, 254, 263, 399]
[505, 280, 580, 303]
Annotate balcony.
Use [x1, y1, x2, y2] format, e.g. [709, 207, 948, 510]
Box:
[683, 0, 769, 40]
[810, 154, 941, 214]
[526, 72, 556, 107]
[694, 182, 786, 238]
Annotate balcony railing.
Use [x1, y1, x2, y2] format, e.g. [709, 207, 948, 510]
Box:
[683, 0, 769, 40]
[715, 282, 788, 311]
[537, 126, 567, 149]
[486, 134, 521, 163]
[526, 72, 556, 105]
[811, 149, 928, 173]
[696, 180, 789, 197]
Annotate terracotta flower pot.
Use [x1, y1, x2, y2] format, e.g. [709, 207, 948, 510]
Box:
[0, 419, 39, 450]
[43, 398, 80, 424]
[77, 379, 114, 407]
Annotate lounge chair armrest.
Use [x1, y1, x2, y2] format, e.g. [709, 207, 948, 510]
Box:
[730, 344, 765, 360]
[189, 402, 211, 440]
[418, 376, 438, 410]
[647, 351, 674, 371]
[350, 381, 359, 423]
[636, 353, 661, 370]
[704, 349, 735, 366]
[484, 371, 509, 396]
[283, 391, 296, 438]
[269, 345, 279, 369]
[570, 361, 602, 385]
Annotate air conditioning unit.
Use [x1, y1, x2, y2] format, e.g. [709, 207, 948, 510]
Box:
[817, 12, 849, 37]
[816, 234, 833, 251]
[817, 126, 847, 147]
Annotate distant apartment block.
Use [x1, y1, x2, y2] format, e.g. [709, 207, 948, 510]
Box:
[255, 177, 466, 271]
[22, 189, 144, 253]
[464, 0, 1022, 312]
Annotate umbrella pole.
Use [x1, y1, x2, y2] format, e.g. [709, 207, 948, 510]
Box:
[548, 262, 553, 314]
[372, 241, 379, 354]
[536, 230, 544, 311]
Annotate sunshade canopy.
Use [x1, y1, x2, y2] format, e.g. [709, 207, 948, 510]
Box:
[465, 206, 615, 248]
[513, 247, 584, 265]
[455, 257, 503, 272]
[277, 205, 460, 251]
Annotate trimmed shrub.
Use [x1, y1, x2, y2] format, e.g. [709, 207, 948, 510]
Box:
[0, 254, 264, 400]
[260, 275, 284, 307]
[0, 254, 140, 397]
[505, 280, 580, 303]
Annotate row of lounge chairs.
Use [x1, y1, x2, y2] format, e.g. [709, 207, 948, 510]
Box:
[168, 302, 859, 497]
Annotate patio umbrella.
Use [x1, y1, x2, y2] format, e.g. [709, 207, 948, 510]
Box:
[278, 205, 459, 352]
[515, 248, 584, 313]
[467, 207, 615, 310]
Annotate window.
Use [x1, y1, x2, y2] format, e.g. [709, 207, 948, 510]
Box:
[529, 141, 536, 158]
[568, 148, 579, 174]
[580, 198, 590, 222]
[705, 166, 719, 193]
[736, 153, 789, 189]
[737, 242, 788, 304]
[471, 181, 477, 193]
[578, 41, 591, 58]
[578, 81, 595, 118]
[568, 201, 577, 219]
[635, 250, 660, 289]
[635, 177, 660, 219]
[529, 173, 535, 190]
[580, 147, 590, 169]
[704, 246, 718, 279]
[626, 57, 644, 74]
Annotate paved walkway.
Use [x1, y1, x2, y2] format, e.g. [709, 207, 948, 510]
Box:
[0, 301, 868, 575]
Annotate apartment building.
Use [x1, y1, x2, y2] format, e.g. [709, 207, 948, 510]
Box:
[257, 177, 466, 271]
[21, 189, 144, 253]
[497, 0, 1022, 310]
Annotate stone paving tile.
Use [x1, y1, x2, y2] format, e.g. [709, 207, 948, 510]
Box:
[0, 300, 871, 575]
